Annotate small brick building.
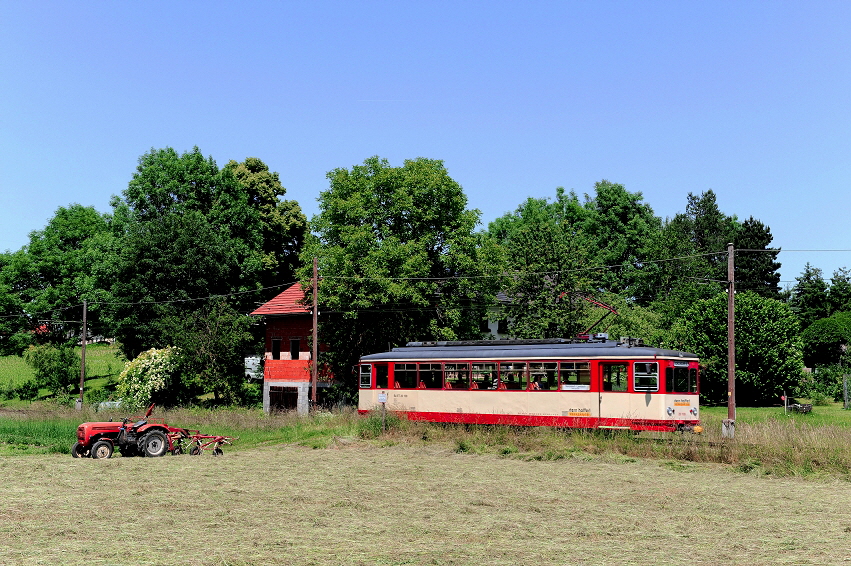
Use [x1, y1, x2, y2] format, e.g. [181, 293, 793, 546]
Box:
[250, 283, 331, 414]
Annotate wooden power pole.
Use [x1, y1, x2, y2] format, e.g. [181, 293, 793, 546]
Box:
[724, 243, 736, 437]
[76, 299, 87, 411]
[311, 257, 318, 406]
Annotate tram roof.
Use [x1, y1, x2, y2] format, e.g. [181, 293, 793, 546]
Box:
[360, 339, 699, 362]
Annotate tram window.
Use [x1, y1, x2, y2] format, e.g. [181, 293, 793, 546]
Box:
[444, 363, 469, 389]
[560, 362, 591, 390]
[499, 362, 527, 390]
[419, 363, 443, 389]
[633, 362, 659, 392]
[359, 365, 372, 389]
[602, 364, 628, 392]
[529, 362, 558, 390]
[665, 367, 696, 393]
[394, 363, 417, 389]
[471, 363, 496, 390]
[376, 365, 389, 389]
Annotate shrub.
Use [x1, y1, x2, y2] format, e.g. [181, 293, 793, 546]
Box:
[117, 346, 181, 409]
[15, 379, 39, 401]
[23, 345, 80, 396]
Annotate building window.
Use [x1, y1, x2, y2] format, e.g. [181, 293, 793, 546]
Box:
[290, 339, 300, 360]
[271, 338, 281, 360]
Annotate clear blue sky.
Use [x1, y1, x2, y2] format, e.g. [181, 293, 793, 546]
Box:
[2, 1, 849, 286]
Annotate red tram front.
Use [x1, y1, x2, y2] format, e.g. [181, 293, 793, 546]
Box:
[358, 337, 701, 433]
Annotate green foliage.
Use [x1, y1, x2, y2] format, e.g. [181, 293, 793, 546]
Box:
[16, 380, 39, 402]
[23, 345, 81, 396]
[0, 204, 111, 353]
[733, 216, 782, 300]
[224, 157, 308, 288]
[670, 291, 803, 405]
[581, 180, 661, 296]
[301, 156, 499, 390]
[797, 364, 848, 402]
[800, 311, 851, 368]
[828, 268, 851, 314]
[789, 263, 830, 330]
[116, 346, 181, 409]
[166, 299, 255, 404]
[488, 188, 596, 338]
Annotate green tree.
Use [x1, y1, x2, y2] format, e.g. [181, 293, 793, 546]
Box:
[670, 291, 803, 405]
[733, 216, 782, 300]
[488, 188, 596, 338]
[165, 299, 255, 404]
[300, 156, 499, 389]
[789, 263, 830, 330]
[828, 268, 851, 314]
[104, 148, 300, 362]
[581, 181, 661, 296]
[23, 344, 81, 396]
[224, 157, 308, 288]
[800, 312, 851, 369]
[0, 204, 110, 352]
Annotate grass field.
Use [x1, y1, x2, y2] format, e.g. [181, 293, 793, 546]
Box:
[1, 407, 851, 564]
[2, 442, 851, 565]
[0, 343, 124, 403]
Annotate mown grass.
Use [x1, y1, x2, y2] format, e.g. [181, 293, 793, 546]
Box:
[3, 404, 851, 479]
[3, 443, 851, 565]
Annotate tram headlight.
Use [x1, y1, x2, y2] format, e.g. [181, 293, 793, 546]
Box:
[666, 407, 674, 416]
[690, 407, 698, 416]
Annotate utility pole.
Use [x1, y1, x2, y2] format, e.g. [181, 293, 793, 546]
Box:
[311, 257, 318, 406]
[76, 299, 87, 411]
[723, 243, 736, 438]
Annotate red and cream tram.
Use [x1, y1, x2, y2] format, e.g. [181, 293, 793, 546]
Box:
[358, 336, 702, 432]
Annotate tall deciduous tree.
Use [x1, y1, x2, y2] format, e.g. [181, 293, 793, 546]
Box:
[224, 158, 308, 288]
[0, 204, 110, 353]
[300, 156, 500, 387]
[105, 148, 302, 387]
[581, 181, 660, 296]
[488, 188, 596, 338]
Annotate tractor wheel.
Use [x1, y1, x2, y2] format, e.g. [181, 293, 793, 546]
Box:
[190, 446, 202, 456]
[141, 431, 168, 458]
[213, 448, 223, 457]
[90, 440, 114, 459]
[71, 442, 89, 458]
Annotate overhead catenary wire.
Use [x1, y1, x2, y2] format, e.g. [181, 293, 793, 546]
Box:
[0, 247, 847, 323]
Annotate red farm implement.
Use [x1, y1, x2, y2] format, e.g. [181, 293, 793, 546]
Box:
[73, 404, 235, 459]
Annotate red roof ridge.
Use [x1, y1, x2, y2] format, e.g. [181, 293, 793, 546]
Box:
[250, 283, 311, 316]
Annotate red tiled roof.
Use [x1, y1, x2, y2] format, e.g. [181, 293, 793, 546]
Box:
[251, 284, 310, 316]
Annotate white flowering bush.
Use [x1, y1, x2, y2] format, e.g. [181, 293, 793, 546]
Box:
[117, 346, 180, 409]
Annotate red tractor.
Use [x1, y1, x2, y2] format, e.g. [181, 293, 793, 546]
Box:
[72, 403, 191, 459]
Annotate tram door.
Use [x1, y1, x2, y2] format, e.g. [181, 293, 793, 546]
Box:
[597, 362, 629, 423]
